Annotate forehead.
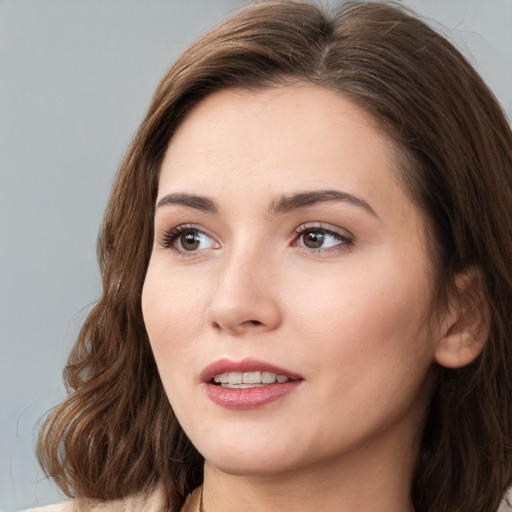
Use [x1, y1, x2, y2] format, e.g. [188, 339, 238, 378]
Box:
[165, 85, 387, 167]
[158, 85, 416, 222]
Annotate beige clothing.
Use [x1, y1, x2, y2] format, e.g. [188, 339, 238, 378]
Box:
[23, 486, 512, 511]
[24, 485, 200, 512]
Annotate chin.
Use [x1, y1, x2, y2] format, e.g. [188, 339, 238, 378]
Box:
[194, 436, 301, 477]
[206, 455, 295, 478]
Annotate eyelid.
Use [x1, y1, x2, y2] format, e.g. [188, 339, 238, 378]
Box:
[292, 222, 354, 252]
[158, 223, 219, 254]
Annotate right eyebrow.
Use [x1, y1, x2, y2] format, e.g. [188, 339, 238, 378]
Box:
[156, 193, 218, 213]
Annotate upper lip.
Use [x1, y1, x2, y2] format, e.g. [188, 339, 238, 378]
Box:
[200, 358, 303, 383]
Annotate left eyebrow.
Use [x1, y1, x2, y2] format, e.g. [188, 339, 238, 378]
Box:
[269, 189, 379, 218]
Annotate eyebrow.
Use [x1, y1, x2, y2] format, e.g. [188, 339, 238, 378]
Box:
[269, 189, 378, 218]
[155, 189, 378, 218]
[156, 193, 218, 213]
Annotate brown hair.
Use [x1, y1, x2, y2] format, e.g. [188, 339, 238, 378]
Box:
[37, 1, 512, 511]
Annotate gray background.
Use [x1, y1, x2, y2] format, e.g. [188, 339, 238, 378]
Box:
[1, 1, 510, 510]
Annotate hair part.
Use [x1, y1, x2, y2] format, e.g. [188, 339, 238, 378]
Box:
[38, 2, 512, 511]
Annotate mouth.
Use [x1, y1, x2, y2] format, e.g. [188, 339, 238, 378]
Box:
[212, 371, 291, 388]
[201, 358, 303, 409]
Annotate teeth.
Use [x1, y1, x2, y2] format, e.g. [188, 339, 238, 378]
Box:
[215, 373, 229, 384]
[213, 371, 290, 387]
[228, 372, 242, 384]
[243, 371, 261, 384]
[261, 371, 276, 384]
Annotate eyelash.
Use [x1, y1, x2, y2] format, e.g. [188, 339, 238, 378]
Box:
[292, 224, 354, 253]
[158, 223, 354, 255]
[159, 224, 215, 255]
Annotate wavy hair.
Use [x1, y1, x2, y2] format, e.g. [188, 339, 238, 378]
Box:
[38, 1, 512, 511]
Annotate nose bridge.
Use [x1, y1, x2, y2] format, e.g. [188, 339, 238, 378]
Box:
[206, 235, 281, 333]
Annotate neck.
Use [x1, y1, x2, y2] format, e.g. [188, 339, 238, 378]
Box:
[201, 432, 417, 512]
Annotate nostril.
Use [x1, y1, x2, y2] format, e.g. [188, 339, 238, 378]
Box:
[247, 320, 263, 326]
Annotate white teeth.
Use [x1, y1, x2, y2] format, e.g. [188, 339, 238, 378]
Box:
[261, 371, 276, 384]
[228, 372, 242, 384]
[213, 371, 291, 387]
[243, 371, 261, 384]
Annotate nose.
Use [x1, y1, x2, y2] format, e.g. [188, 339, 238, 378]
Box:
[205, 246, 282, 335]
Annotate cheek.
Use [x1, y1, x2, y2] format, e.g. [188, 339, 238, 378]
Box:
[284, 263, 436, 443]
[141, 261, 208, 365]
[284, 253, 435, 375]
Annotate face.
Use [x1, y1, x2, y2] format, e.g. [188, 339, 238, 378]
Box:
[142, 85, 441, 478]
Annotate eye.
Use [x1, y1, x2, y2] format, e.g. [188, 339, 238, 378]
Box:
[160, 225, 217, 254]
[294, 225, 353, 252]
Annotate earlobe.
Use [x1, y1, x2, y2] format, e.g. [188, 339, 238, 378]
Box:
[434, 268, 490, 369]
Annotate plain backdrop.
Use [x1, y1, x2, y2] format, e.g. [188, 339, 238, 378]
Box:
[1, 1, 511, 510]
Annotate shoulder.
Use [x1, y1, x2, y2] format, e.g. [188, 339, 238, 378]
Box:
[23, 484, 167, 512]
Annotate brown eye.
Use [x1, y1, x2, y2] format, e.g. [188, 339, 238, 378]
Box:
[161, 226, 216, 253]
[178, 230, 201, 251]
[295, 226, 351, 252]
[302, 230, 325, 249]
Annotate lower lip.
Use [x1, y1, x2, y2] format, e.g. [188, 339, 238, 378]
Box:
[204, 381, 302, 409]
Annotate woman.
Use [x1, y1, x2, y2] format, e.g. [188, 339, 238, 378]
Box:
[31, 1, 512, 511]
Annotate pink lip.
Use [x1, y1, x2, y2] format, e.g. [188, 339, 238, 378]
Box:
[201, 358, 304, 410]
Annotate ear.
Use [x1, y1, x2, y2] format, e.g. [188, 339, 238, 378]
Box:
[434, 267, 490, 369]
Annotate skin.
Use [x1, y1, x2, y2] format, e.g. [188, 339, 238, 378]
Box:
[142, 85, 451, 512]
